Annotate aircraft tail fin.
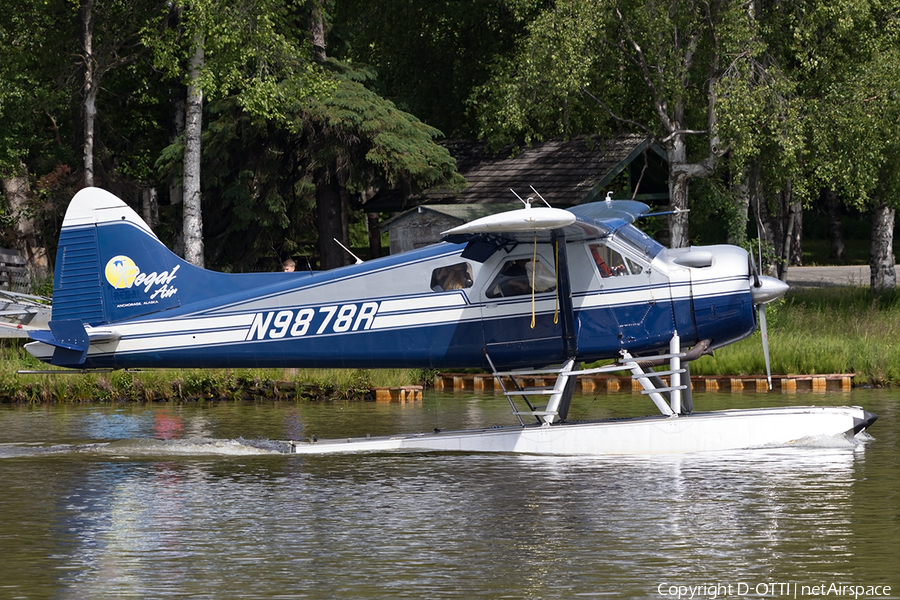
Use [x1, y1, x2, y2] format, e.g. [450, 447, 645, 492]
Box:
[50, 187, 191, 327]
[32, 187, 295, 366]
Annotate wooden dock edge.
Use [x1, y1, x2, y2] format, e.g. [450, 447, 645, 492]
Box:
[431, 373, 854, 393]
[373, 385, 424, 403]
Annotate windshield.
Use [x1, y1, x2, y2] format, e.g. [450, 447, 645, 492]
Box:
[614, 224, 665, 260]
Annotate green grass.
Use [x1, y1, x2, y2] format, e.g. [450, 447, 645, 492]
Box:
[691, 287, 900, 386]
[0, 342, 426, 403]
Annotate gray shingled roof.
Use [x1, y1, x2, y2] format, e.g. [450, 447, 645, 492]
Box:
[380, 203, 522, 232]
[366, 133, 667, 212]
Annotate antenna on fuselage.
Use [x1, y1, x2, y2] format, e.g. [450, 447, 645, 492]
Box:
[333, 238, 363, 265]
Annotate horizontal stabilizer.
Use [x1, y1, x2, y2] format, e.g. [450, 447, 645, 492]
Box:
[28, 319, 90, 366]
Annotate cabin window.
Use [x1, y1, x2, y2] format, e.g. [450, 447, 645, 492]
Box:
[486, 258, 556, 298]
[431, 262, 474, 291]
[589, 243, 644, 277]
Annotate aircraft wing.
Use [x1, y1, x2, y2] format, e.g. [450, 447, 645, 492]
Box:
[0, 290, 52, 338]
[441, 198, 652, 244]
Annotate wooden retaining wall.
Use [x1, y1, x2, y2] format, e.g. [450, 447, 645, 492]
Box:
[371, 374, 853, 403]
[373, 385, 424, 403]
[431, 373, 853, 394]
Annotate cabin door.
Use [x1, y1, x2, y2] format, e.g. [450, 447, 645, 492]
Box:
[588, 241, 675, 352]
[478, 250, 565, 367]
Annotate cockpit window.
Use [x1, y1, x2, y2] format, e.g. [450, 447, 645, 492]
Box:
[486, 258, 556, 298]
[616, 224, 665, 260]
[590, 243, 645, 277]
[431, 262, 473, 291]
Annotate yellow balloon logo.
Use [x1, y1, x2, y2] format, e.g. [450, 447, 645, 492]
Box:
[105, 255, 139, 289]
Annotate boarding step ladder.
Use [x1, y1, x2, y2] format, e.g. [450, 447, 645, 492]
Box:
[484, 351, 578, 426]
[484, 332, 690, 425]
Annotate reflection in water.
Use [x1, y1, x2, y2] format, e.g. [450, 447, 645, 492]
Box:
[0, 391, 896, 599]
[153, 411, 184, 440]
[43, 447, 869, 599]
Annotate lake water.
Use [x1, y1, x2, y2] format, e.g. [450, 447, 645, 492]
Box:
[1, 389, 897, 600]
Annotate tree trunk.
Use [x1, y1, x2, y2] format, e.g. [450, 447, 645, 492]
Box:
[748, 163, 779, 276]
[315, 167, 347, 270]
[367, 212, 382, 259]
[825, 187, 846, 260]
[340, 187, 351, 245]
[772, 181, 800, 281]
[728, 164, 751, 246]
[182, 38, 204, 267]
[169, 93, 185, 207]
[82, 0, 96, 187]
[789, 199, 803, 267]
[665, 134, 716, 249]
[2, 171, 51, 284]
[141, 187, 159, 229]
[870, 198, 896, 293]
[666, 136, 691, 248]
[308, 1, 348, 269]
[309, 0, 327, 63]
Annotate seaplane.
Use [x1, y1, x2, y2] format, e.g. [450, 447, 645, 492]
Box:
[25, 186, 876, 455]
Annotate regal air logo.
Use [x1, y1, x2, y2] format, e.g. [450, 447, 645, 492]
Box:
[105, 255, 180, 300]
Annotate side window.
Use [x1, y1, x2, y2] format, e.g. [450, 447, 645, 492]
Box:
[589, 243, 644, 278]
[486, 258, 556, 298]
[431, 262, 473, 291]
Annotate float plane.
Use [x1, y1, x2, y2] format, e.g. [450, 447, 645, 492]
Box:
[25, 187, 877, 455]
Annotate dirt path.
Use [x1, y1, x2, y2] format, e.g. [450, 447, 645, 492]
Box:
[785, 265, 900, 287]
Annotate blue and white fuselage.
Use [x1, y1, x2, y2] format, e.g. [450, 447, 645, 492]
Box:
[28, 188, 758, 371]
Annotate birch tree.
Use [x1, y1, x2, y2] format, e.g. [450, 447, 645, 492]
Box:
[183, 36, 205, 266]
[146, 0, 324, 266]
[473, 0, 761, 247]
[82, 0, 97, 186]
[786, 1, 900, 291]
[78, 0, 153, 188]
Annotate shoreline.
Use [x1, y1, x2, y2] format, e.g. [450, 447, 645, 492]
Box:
[0, 366, 865, 405]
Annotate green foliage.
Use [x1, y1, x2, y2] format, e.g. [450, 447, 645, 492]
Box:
[161, 61, 466, 271]
[689, 176, 746, 245]
[331, 0, 536, 138]
[142, 0, 465, 270]
[298, 71, 466, 194]
[757, 0, 900, 209]
[471, 0, 614, 148]
[4, 0, 900, 279]
[142, 0, 333, 119]
[0, 0, 78, 178]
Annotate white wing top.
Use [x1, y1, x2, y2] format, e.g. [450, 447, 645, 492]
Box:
[441, 205, 576, 236]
